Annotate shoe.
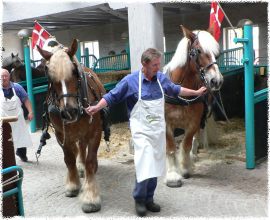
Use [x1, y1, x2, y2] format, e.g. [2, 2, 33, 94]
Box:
[146, 201, 160, 212]
[16, 148, 28, 162]
[135, 201, 147, 217]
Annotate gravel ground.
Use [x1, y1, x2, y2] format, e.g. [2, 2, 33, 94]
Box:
[13, 119, 268, 218]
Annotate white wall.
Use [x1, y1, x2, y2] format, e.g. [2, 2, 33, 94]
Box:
[2, 30, 23, 59]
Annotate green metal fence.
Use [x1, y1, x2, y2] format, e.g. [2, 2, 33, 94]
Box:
[92, 53, 130, 73]
[164, 51, 175, 65]
[217, 47, 243, 72]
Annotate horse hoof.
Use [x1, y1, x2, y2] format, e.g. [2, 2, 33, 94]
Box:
[166, 180, 182, 188]
[65, 189, 79, 197]
[82, 203, 101, 213]
[182, 173, 190, 179]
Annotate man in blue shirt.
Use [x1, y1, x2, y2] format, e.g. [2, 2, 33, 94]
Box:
[85, 48, 206, 217]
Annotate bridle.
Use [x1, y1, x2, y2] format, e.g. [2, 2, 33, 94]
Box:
[188, 32, 217, 88]
[46, 56, 91, 122]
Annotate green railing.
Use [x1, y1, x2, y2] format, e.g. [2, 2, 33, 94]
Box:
[92, 53, 130, 73]
[2, 166, 25, 216]
[81, 54, 98, 69]
[164, 51, 175, 64]
[217, 47, 244, 72]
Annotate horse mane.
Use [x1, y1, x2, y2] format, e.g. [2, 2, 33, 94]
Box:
[163, 37, 189, 74]
[48, 48, 75, 82]
[163, 30, 219, 74]
[194, 30, 220, 57]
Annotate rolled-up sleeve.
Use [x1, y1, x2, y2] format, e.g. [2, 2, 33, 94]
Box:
[103, 78, 129, 107]
[13, 83, 28, 103]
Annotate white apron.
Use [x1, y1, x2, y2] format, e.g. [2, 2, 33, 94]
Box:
[0, 87, 33, 149]
[130, 71, 166, 183]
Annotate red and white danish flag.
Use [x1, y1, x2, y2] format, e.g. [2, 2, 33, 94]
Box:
[31, 21, 51, 49]
[209, 0, 224, 41]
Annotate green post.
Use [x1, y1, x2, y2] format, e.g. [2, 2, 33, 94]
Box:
[84, 47, 90, 68]
[234, 24, 255, 169]
[126, 42, 131, 69]
[23, 37, 36, 133]
[75, 40, 81, 63]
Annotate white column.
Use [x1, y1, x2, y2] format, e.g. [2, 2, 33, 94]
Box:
[128, 4, 164, 72]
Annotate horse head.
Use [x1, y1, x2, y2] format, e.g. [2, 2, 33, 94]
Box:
[2, 53, 23, 72]
[164, 25, 223, 91]
[37, 39, 83, 123]
[11, 53, 24, 69]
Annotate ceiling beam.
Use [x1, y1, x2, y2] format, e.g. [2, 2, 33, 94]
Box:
[99, 4, 128, 21]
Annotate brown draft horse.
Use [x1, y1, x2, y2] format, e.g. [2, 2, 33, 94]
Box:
[37, 39, 106, 213]
[163, 26, 223, 187]
[1, 53, 47, 82]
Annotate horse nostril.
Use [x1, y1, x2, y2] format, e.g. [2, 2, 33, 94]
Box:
[60, 110, 67, 119]
[60, 108, 78, 121]
[210, 78, 217, 87]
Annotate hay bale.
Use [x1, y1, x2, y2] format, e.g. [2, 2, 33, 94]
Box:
[97, 70, 130, 84]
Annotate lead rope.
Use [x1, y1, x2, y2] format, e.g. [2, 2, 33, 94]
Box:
[200, 72, 230, 123]
[177, 93, 203, 104]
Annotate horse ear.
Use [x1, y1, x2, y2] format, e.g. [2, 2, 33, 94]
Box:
[11, 53, 15, 58]
[67, 39, 78, 57]
[37, 45, 53, 61]
[180, 25, 196, 43]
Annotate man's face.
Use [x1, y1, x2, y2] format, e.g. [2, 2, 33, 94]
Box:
[1, 69, 11, 88]
[143, 57, 161, 78]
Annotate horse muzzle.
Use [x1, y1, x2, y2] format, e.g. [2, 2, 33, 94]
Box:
[209, 77, 224, 91]
[60, 107, 79, 122]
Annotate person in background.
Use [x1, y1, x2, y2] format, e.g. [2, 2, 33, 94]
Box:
[1, 68, 33, 162]
[85, 48, 207, 217]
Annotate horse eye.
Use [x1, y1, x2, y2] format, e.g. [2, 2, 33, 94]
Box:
[197, 49, 201, 54]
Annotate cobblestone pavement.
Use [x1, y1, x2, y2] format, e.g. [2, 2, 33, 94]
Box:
[15, 129, 268, 218]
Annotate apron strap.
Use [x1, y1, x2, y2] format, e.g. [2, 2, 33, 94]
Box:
[139, 71, 164, 99]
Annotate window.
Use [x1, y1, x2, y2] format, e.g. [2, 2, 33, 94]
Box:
[81, 41, 99, 68]
[223, 25, 259, 60]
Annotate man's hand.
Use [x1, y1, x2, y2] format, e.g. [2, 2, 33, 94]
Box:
[28, 112, 34, 121]
[196, 86, 207, 96]
[85, 105, 100, 116]
[84, 98, 108, 116]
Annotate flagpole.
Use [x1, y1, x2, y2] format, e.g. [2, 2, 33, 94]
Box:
[216, 1, 237, 38]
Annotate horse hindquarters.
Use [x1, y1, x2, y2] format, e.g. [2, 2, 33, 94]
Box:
[79, 114, 102, 213]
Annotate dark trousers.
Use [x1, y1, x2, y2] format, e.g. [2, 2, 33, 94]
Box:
[133, 177, 157, 203]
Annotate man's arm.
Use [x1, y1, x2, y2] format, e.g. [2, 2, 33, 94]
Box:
[85, 98, 108, 116]
[23, 98, 34, 121]
[179, 86, 207, 97]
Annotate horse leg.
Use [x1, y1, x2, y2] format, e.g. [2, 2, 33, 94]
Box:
[177, 130, 196, 179]
[164, 128, 183, 187]
[62, 141, 81, 197]
[80, 134, 101, 213]
[191, 131, 200, 161]
[76, 141, 86, 178]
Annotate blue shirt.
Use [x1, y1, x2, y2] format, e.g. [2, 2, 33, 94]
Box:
[103, 70, 181, 117]
[2, 82, 28, 103]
